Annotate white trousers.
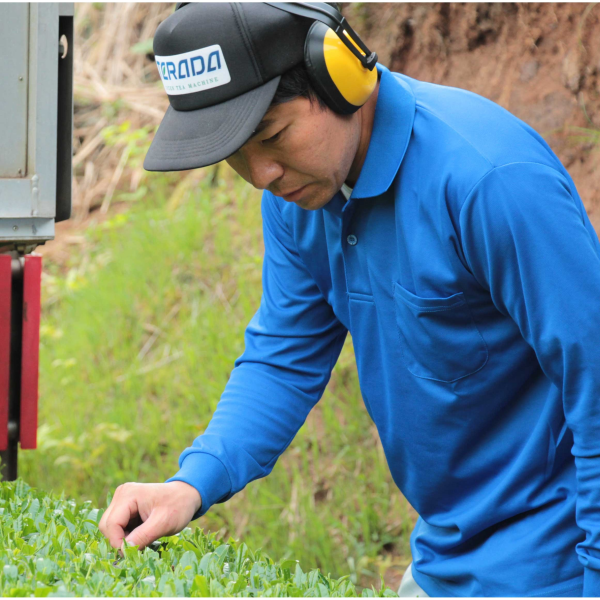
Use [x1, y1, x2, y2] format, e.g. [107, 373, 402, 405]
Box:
[397, 563, 429, 597]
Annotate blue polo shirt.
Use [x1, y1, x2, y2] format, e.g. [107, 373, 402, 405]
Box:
[166, 64, 600, 597]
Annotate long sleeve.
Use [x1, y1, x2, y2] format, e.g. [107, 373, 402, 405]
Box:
[459, 162, 600, 596]
[165, 191, 348, 521]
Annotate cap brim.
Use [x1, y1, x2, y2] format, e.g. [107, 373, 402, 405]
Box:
[143, 76, 281, 172]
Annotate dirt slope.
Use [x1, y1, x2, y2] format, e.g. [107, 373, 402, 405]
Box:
[346, 2, 600, 232]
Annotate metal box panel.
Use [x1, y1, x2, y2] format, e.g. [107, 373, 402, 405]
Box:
[0, 4, 29, 178]
[28, 3, 59, 220]
[0, 2, 72, 245]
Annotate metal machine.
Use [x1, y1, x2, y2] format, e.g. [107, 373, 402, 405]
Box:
[0, 3, 74, 480]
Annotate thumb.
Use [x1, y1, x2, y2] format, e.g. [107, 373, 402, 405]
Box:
[122, 513, 161, 552]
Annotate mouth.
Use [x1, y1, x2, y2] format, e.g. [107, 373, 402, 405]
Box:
[280, 184, 309, 203]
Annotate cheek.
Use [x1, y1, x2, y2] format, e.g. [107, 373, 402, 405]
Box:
[287, 127, 347, 176]
[225, 156, 250, 183]
[314, 119, 354, 165]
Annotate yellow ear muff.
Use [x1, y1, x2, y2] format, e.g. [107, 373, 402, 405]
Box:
[322, 28, 377, 108]
[304, 21, 377, 115]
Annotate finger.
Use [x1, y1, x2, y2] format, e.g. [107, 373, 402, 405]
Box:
[99, 499, 116, 536]
[99, 485, 122, 536]
[105, 498, 139, 550]
[99, 505, 111, 538]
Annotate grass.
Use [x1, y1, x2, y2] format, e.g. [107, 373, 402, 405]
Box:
[15, 160, 415, 592]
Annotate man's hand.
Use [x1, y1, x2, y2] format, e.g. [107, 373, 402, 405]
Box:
[98, 481, 202, 553]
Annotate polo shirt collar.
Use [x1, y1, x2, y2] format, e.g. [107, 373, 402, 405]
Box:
[351, 63, 416, 200]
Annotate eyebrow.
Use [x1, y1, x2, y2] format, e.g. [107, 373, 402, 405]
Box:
[250, 118, 276, 139]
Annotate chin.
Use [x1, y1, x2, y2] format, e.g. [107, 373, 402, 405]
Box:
[296, 190, 333, 211]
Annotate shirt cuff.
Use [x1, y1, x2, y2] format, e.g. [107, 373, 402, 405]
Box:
[583, 567, 600, 597]
[164, 451, 232, 520]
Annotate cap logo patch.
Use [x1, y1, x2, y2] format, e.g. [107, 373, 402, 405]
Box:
[155, 44, 231, 96]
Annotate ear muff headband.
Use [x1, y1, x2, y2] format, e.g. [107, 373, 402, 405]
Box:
[265, 2, 378, 114]
[264, 2, 377, 70]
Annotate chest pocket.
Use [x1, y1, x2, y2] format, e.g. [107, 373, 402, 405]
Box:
[393, 282, 489, 383]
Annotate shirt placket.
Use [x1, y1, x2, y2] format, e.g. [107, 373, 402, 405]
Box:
[341, 198, 361, 294]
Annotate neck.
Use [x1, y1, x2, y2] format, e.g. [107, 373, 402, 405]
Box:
[345, 78, 380, 188]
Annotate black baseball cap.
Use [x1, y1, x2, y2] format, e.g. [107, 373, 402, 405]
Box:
[143, 2, 313, 172]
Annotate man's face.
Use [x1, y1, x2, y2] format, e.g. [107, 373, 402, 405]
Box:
[225, 97, 361, 210]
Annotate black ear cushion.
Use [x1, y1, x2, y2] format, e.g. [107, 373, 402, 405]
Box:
[304, 21, 360, 115]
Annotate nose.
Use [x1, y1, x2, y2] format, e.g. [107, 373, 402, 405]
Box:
[242, 150, 284, 191]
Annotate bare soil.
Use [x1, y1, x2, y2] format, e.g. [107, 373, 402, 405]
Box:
[346, 2, 600, 233]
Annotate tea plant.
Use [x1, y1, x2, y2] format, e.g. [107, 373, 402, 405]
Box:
[0, 479, 399, 597]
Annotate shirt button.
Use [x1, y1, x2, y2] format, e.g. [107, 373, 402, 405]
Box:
[347, 234, 358, 246]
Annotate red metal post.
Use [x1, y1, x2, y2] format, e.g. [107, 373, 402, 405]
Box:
[0, 256, 12, 452]
[20, 254, 41, 450]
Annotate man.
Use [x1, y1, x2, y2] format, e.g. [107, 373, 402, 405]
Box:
[99, 3, 600, 597]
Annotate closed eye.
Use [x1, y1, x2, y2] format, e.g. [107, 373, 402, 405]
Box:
[262, 127, 286, 145]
